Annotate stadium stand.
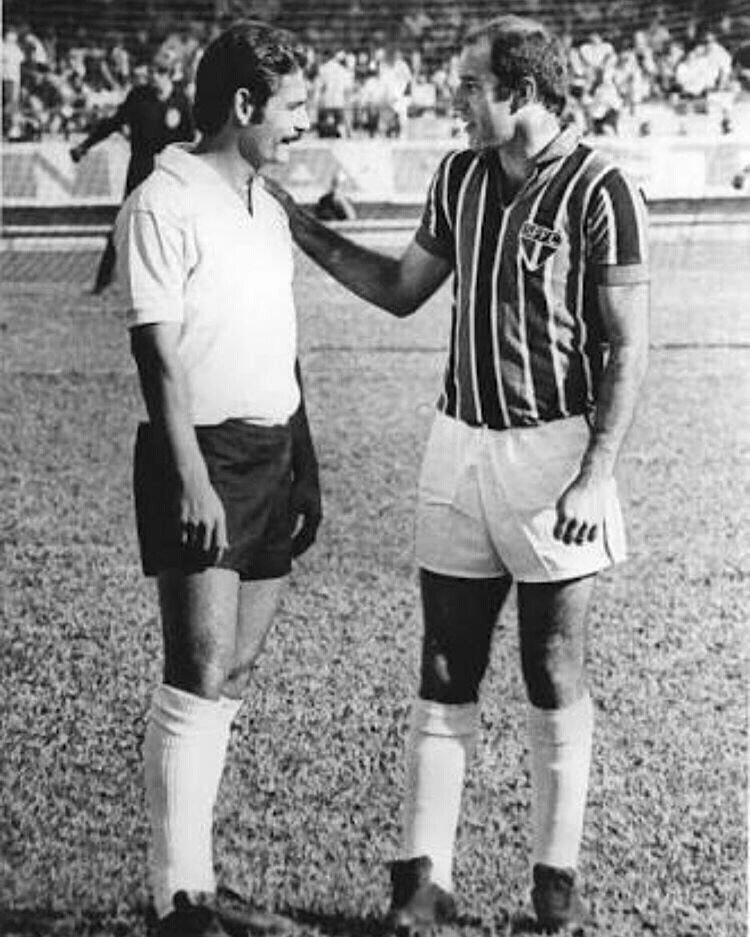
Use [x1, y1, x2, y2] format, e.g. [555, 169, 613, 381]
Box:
[2, 0, 749, 143]
[2, 0, 749, 236]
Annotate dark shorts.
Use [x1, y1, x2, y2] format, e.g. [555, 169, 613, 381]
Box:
[134, 419, 293, 581]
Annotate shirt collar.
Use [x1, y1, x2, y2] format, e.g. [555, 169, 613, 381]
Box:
[157, 143, 253, 206]
[533, 125, 581, 168]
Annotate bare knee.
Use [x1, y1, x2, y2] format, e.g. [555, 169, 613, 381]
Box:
[522, 637, 586, 709]
[221, 658, 256, 699]
[165, 632, 231, 700]
[518, 577, 592, 709]
[418, 570, 508, 705]
[158, 568, 240, 700]
[420, 649, 486, 704]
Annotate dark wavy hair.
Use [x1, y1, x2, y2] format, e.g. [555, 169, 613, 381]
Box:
[193, 20, 303, 136]
[465, 15, 568, 115]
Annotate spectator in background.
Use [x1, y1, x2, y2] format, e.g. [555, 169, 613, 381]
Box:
[68, 28, 94, 78]
[586, 62, 623, 135]
[657, 39, 685, 97]
[616, 49, 650, 121]
[315, 48, 353, 138]
[578, 30, 615, 74]
[357, 61, 384, 136]
[703, 29, 737, 133]
[22, 62, 67, 137]
[632, 30, 658, 89]
[349, 49, 373, 130]
[675, 44, 712, 103]
[430, 60, 454, 117]
[58, 70, 97, 137]
[156, 20, 205, 95]
[34, 27, 60, 75]
[2, 27, 25, 135]
[85, 46, 118, 97]
[733, 37, 750, 90]
[703, 30, 733, 90]
[128, 26, 157, 68]
[683, 16, 700, 50]
[402, 2, 433, 47]
[314, 169, 357, 221]
[379, 46, 412, 138]
[130, 60, 152, 88]
[562, 31, 588, 100]
[70, 51, 194, 294]
[108, 33, 132, 89]
[20, 23, 50, 68]
[647, 6, 671, 55]
[3, 10, 747, 144]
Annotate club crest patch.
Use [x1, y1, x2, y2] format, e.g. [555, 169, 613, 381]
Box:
[165, 107, 181, 130]
[520, 220, 563, 270]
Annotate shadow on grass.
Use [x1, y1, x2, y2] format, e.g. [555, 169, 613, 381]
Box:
[508, 910, 587, 935]
[279, 906, 387, 937]
[0, 907, 131, 937]
[284, 906, 495, 937]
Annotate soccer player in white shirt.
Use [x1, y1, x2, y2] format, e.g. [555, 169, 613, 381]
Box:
[114, 21, 319, 937]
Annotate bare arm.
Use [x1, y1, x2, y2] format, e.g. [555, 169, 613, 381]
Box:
[581, 282, 650, 478]
[130, 322, 228, 556]
[555, 281, 650, 544]
[265, 179, 451, 317]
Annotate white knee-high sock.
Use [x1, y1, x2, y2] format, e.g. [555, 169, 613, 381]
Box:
[143, 685, 243, 919]
[401, 698, 478, 892]
[528, 692, 593, 870]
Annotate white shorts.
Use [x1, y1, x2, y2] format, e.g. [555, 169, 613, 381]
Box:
[416, 412, 627, 582]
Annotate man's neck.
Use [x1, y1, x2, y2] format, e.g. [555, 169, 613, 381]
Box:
[193, 134, 255, 197]
[498, 112, 561, 189]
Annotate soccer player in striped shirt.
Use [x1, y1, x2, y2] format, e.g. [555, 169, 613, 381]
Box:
[268, 14, 649, 933]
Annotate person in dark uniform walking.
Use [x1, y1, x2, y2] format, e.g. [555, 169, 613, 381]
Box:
[70, 52, 195, 294]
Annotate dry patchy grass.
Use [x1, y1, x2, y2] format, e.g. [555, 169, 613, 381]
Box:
[0, 231, 747, 936]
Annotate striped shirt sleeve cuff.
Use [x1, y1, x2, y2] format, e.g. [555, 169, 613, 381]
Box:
[415, 226, 453, 258]
[593, 262, 650, 286]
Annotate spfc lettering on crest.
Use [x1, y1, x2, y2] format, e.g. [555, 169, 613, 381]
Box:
[520, 220, 563, 270]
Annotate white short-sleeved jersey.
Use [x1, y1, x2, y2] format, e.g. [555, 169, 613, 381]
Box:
[115, 144, 300, 426]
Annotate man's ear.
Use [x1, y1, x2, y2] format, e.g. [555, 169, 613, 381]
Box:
[510, 76, 537, 113]
[233, 87, 256, 126]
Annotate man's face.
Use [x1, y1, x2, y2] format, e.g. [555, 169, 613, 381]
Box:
[151, 67, 173, 98]
[454, 37, 514, 150]
[133, 64, 149, 86]
[239, 69, 310, 170]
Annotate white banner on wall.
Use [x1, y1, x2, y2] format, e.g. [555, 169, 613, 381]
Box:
[3, 134, 750, 207]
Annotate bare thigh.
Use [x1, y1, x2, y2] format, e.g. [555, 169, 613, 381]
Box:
[517, 574, 596, 709]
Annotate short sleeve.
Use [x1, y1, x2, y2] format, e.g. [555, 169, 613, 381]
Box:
[114, 198, 186, 328]
[415, 152, 456, 259]
[586, 169, 649, 286]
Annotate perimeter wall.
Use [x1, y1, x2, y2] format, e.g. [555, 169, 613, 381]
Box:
[3, 135, 750, 208]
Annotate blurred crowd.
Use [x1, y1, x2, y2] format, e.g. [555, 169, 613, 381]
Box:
[2, 8, 749, 143]
[560, 21, 741, 136]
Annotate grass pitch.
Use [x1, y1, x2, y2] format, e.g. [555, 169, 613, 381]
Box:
[1, 224, 748, 937]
